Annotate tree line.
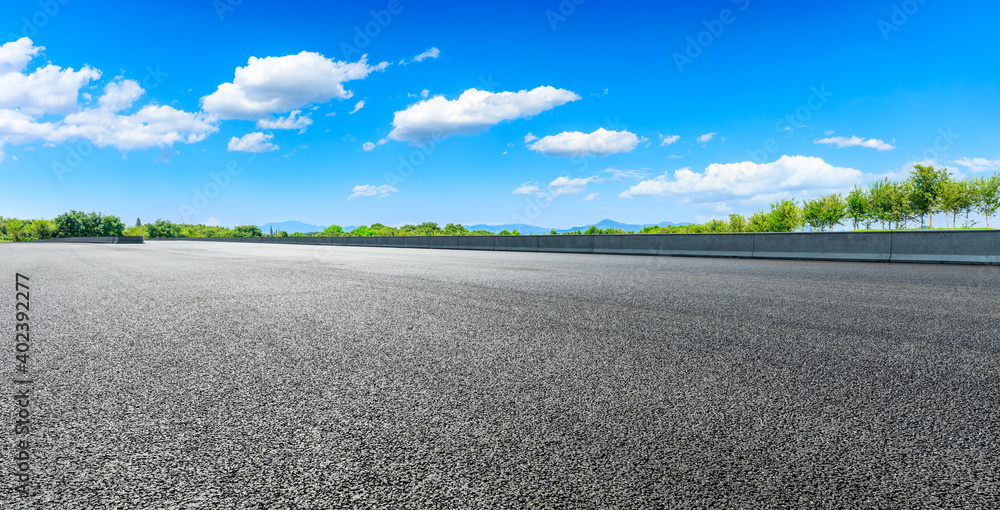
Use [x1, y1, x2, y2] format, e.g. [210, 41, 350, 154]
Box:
[3, 166, 998, 242]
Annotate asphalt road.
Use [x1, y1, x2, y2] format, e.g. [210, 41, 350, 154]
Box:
[2, 241, 999, 509]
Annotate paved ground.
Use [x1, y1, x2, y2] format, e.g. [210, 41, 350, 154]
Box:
[1, 241, 999, 509]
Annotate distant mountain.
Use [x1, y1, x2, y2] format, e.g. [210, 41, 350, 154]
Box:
[463, 223, 553, 235]
[259, 221, 326, 234]
[557, 219, 690, 233]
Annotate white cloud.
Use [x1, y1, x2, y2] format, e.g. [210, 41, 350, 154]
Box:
[524, 132, 538, 143]
[697, 132, 716, 144]
[205, 217, 221, 226]
[953, 157, 1000, 173]
[413, 47, 440, 62]
[601, 168, 644, 181]
[0, 41, 217, 154]
[349, 184, 397, 199]
[256, 110, 312, 130]
[228, 132, 278, 153]
[45, 78, 218, 151]
[362, 137, 389, 151]
[389, 86, 580, 144]
[512, 182, 542, 195]
[659, 133, 679, 146]
[515, 176, 602, 199]
[201, 51, 388, 120]
[814, 135, 895, 151]
[528, 128, 640, 158]
[549, 175, 598, 197]
[620, 155, 863, 199]
[583, 193, 600, 202]
[420, 89, 429, 99]
[99, 79, 144, 112]
[0, 38, 101, 116]
[349, 100, 365, 114]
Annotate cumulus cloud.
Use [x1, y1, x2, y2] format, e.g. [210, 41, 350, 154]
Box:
[953, 157, 1000, 173]
[201, 51, 388, 120]
[0, 38, 101, 116]
[389, 86, 580, 144]
[528, 128, 640, 158]
[228, 132, 278, 153]
[697, 132, 716, 144]
[0, 40, 218, 155]
[583, 193, 600, 202]
[620, 155, 863, 199]
[659, 133, 679, 146]
[412, 47, 440, 62]
[256, 110, 312, 130]
[348, 184, 397, 199]
[814, 135, 895, 151]
[349, 100, 365, 114]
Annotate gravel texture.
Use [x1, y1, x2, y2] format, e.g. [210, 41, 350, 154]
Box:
[1, 241, 999, 509]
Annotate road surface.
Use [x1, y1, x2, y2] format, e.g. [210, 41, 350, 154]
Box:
[2, 241, 998, 508]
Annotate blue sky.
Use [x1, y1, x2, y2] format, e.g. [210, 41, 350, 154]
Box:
[2, 0, 998, 228]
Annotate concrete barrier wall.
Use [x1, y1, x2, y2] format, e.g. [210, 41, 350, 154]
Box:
[30, 236, 144, 244]
[494, 236, 539, 252]
[459, 236, 495, 250]
[660, 234, 754, 258]
[753, 232, 891, 262]
[381, 237, 408, 248]
[426, 236, 460, 249]
[139, 231, 999, 265]
[890, 230, 1000, 265]
[593, 234, 659, 255]
[538, 234, 594, 253]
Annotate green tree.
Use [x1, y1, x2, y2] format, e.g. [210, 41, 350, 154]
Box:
[5, 219, 26, 242]
[908, 164, 946, 228]
[444, 223, 469, 235]
[232, 225, 263, 237]
[747, 210, 773, 232]
[727, 214, 746, 233]
[767, 199, 803, 232]
[845, 186, 869, 230]
[976, 174, 1000, 228]
[498, 229, 512, 236]
[321, 225, 344, 236]
[936, 176, 964, 228]
[277, 230, 289, 237]
[100, 215, 126, 236]
[145, 219, 182, 238]
[803, 197, 825, 231]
